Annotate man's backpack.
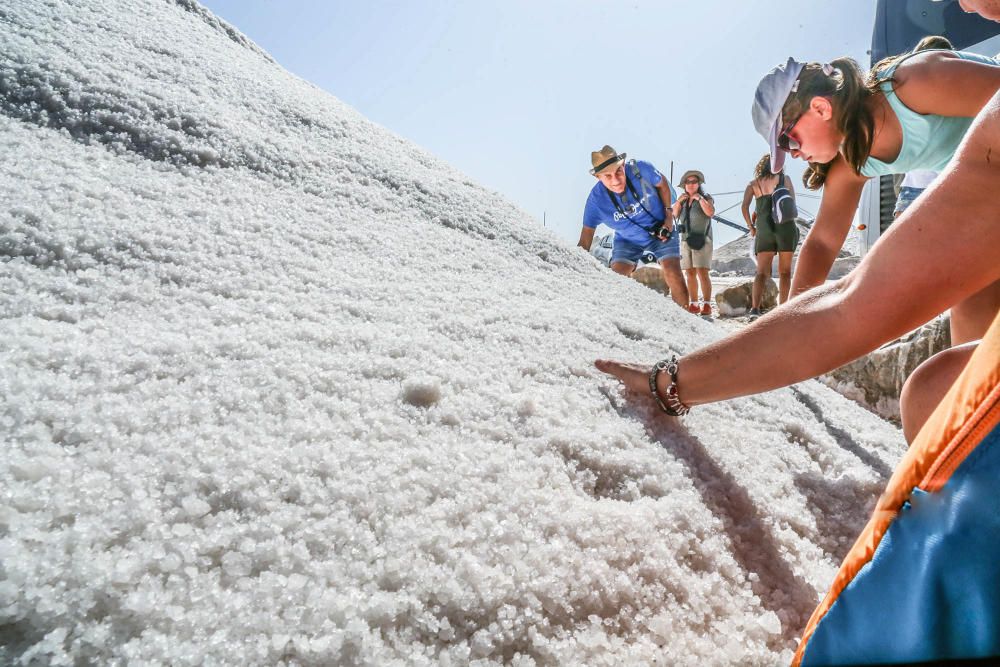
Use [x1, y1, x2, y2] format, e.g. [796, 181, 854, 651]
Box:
[773, 173, 798, 224]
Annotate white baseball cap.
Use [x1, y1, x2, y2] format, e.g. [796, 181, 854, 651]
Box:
[752, 57, 806, 173]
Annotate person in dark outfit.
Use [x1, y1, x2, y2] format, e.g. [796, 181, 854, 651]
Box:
[741, 154, 799, 318]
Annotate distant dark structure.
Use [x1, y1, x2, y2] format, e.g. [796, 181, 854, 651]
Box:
[870, 0, 1000, 64]
[861, 0, 1000, 252]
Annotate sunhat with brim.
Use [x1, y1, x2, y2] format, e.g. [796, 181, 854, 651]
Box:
[677, 170, 705, 186]
[752, 57, 806, 173]
[590, 145, 626, 175]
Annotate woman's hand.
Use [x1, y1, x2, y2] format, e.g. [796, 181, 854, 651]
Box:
[594, 359, 654, 398]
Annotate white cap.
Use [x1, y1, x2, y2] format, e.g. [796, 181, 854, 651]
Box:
[752, 57, 805, 173]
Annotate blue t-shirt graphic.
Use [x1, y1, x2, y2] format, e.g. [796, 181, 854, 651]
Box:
[582, 160, 674, 246]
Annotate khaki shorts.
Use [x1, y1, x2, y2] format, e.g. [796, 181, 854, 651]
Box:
[680, 238, 713, 270]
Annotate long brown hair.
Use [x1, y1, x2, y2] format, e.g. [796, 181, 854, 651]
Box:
[753, 153, 776, 180]
[781, 57, 881, 190]
[914, 35, 953, 51]
[793, 50, 966, 189]
[781, 57, 879, 189]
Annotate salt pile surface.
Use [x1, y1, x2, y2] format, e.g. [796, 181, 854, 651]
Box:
[0, 1, 906, 664]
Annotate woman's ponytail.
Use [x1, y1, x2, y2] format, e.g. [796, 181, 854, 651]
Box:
[753, 153, 773, 180]
[831, 57, 876, 183]
[803, 162, 831, 190]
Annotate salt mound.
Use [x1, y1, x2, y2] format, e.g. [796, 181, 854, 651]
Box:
[0, 1, 905, 664]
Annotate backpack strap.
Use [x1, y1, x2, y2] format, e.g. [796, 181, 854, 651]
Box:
[605, 160, 665, 231]
[625, 160, 665, 224]
[682, 193, 712, 236]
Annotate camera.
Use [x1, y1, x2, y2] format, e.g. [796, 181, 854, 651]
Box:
[648, 221, 672, 242]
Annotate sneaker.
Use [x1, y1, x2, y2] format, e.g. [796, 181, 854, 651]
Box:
[687, 303, 700, 314]
[748, 308, 762, 322]
[700, 302, 712, 316]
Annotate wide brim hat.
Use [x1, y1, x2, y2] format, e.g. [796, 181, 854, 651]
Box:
[677, 169, 705, 185]
[590, 145, 626, 175]
[752, 57, 806, 173]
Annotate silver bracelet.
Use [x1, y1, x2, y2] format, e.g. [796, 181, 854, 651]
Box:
[648, 355, 691, 416]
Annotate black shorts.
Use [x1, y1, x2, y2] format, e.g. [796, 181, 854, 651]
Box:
[755, 217, 799, 254]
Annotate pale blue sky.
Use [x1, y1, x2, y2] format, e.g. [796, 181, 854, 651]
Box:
[200, 0, 875, 246]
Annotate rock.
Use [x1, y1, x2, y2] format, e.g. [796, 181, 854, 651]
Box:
[711, 233, 758, 276]
[819, 316, 951, 422]
[711, 220, 852, 276]
[715, 279, 777, 316]
[630, 263, 669, 295]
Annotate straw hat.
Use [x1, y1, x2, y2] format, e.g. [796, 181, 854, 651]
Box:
[590, 145, 626, 175]
[678, 169, 705, 185]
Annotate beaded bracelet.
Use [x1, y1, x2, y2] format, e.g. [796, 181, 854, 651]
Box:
[648, 355, 691, 416]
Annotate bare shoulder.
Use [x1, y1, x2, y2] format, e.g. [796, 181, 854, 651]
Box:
[752, 175, 778, 196]
[892, 49, 956, 74]
[893, 51, 1000, 116]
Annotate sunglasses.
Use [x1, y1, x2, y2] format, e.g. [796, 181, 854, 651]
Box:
[777, 114, 802, 152]
[684, 179, 700, 184]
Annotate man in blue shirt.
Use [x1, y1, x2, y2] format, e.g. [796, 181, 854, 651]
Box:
[578, 145, 689, 308]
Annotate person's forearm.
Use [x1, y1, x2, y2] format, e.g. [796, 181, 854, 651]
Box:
[650, 90, 1000, 410]
[672, 148, 1000, 406]
[789, 241, 838, 297]
[671, 279, 897, 406]
[660, 194, 674, 218]
[659, 200, 675, 226]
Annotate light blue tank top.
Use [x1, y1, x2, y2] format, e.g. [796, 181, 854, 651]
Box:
[861, 50, 999, 178]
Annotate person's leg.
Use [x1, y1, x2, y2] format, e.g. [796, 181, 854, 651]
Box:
[609, 238, 642, 278]
[610, 261, 634, 276]
[892, 186, 916, 220]
[697, 268, 712, 305]
[899, 341, 979, 444]
[685, 268, 699, 304]
[659, 258, 689, 308]
[950, 278, 1000, 345]
[753, 251, 775, 311]
[696, 242, 713, 315]
[777, 251, 794, 304]
[651, 235, 689, 309]
[679, 243, 697, 310]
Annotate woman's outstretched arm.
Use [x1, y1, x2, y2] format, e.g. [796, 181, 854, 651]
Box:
[598, 90, 1000, 408]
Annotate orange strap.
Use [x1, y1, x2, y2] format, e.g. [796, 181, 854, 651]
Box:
[792, 314, 1000, 666]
